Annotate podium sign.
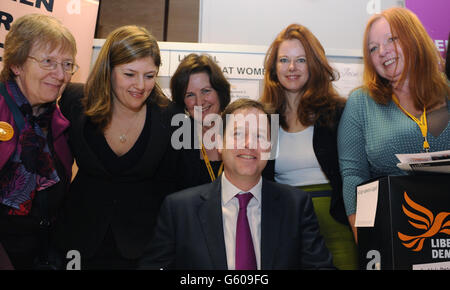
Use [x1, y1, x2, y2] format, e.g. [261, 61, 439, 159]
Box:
[357, 174, 450, 270]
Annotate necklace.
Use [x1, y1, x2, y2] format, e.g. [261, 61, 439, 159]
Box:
[119, 133, 127, 143]
[116, 107, 144, 143]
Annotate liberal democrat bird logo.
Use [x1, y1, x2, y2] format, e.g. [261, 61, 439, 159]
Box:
[397, 192, 450, 252]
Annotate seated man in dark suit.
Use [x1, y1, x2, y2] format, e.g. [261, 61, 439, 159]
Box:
[139, 98, 334, 270]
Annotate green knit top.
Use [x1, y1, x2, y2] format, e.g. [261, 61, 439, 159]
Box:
[337, 88, 450, 216]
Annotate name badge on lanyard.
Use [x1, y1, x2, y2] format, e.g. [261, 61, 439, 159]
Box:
[392, 94, 429, 152]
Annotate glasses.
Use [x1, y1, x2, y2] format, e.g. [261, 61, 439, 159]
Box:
[28, 56, 79, 74]
[368, 36, 399, 55]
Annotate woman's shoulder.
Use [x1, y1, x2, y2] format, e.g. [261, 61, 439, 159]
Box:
[151, 98, 183, 120]
[150, 96, 182, 113]
[165, 100, 184, 116]
[62, 82, 84, 101]
[149, 98, 185, 131]
[59, 82, 84, 115]
[339, 87, 374, 123]
[347, 87, 371, 102]
[345, 87, 381, 110]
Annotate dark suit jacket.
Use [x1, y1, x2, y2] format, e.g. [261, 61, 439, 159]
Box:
[55, 83, 183, 259]
[139, 178, 334, 270]
[262, 104, 348, 225]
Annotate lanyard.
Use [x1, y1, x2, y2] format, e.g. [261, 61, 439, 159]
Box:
[200, 143, 224, 182]
[392, 95, 430, 152]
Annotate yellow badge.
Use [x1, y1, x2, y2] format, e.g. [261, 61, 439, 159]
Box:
[0, 121, 14, 141]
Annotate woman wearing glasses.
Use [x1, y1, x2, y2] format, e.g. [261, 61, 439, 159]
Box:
[338, 7, 450, 242]
[0, 14, 77, 269]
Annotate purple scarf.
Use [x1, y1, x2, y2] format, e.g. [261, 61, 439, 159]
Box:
[0, 81, 60, 215]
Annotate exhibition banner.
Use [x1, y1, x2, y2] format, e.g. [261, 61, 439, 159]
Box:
[405, 0, 449, 58]
[0, 0, 99, 82]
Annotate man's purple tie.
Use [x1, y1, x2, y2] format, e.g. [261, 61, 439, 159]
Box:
[235, 193, 257, 270]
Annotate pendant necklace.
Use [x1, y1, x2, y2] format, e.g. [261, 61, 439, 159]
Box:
[119, 133, 127, 143]
[118, 108, 143, 143]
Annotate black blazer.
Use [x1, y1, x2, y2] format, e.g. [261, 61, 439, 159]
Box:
[262, 105, 347, 225]
[139, 178, 334, 270]
[55, 83, 183, 259]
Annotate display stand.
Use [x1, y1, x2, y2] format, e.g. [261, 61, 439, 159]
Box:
[357, 174, 450, 270]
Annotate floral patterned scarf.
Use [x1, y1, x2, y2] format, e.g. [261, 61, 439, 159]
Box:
[0, 81, 60, 215]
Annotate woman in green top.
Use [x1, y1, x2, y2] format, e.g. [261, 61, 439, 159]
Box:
[338, 7, 450, 242]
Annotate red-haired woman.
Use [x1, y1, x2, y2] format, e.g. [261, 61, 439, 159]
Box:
[260, 23, 357, 269]
[338, 7, 449, 242]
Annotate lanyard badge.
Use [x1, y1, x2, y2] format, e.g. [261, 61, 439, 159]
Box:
[392, 95, 430, 152]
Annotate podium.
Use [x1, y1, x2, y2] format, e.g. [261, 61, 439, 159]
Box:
[357, 174, 450, 270]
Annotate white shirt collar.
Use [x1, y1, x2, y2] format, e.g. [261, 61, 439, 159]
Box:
[221, 172, 262, 206]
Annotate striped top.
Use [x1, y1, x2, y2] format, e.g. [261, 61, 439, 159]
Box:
[337, 88, 450, 215]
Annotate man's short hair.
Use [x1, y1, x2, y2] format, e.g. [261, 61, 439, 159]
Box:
[221, 98, 273, 133]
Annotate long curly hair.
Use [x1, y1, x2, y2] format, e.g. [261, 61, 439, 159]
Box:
[260, 23, 345, 130]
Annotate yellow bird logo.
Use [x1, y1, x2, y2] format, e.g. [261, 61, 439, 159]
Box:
[397, 192, 450, 251]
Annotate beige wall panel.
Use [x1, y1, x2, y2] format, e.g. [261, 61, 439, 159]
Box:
[95, 0, 165, 40]
[167, 0, 199, 42]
